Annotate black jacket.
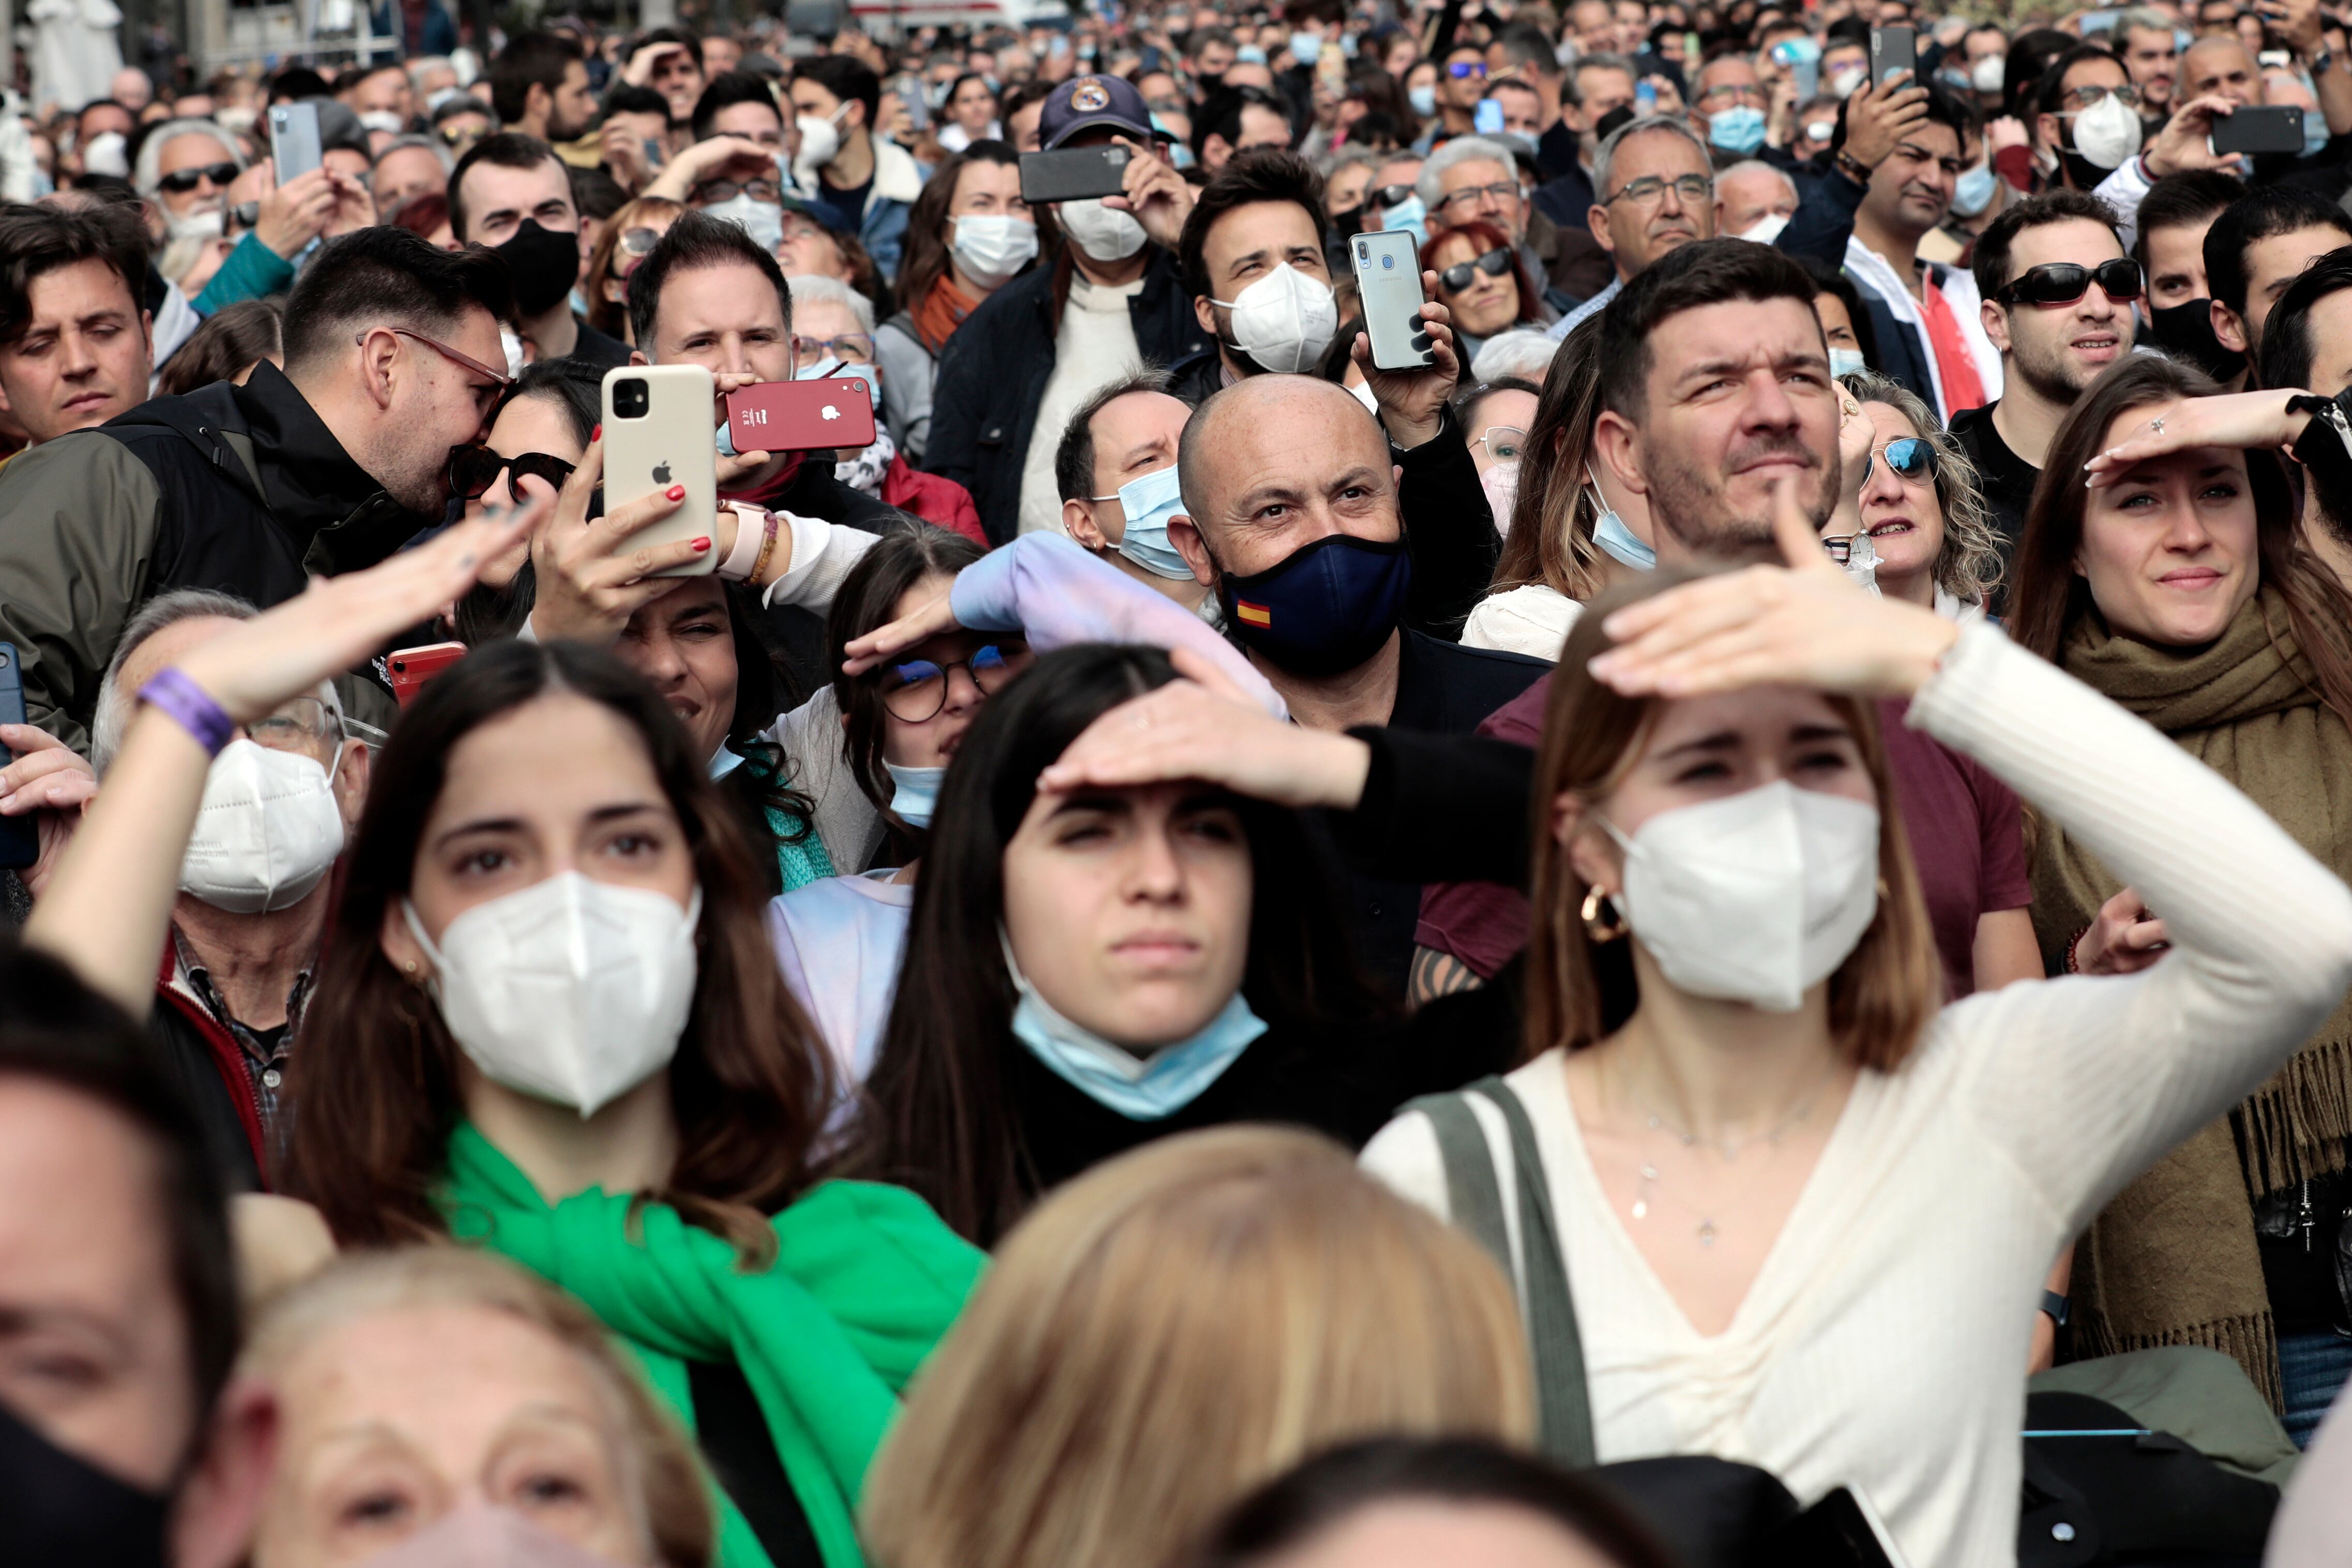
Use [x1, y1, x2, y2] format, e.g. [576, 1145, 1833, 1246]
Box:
[0, 362, 425, 748]
[924, 249, 1215, 544]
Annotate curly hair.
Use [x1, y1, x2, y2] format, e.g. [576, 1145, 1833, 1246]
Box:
[1838, 369, 2005, 609]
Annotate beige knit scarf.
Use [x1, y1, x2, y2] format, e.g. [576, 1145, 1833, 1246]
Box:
[2031, 586, 2352, 1406]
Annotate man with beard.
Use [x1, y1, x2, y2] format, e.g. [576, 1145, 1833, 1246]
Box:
[1548, 115, 1716, 337]
[1169, 148, 1338, 402]
[1949, 190, 2135, 578]
[488, 29, 598, 144]
[2031, 46, 2147, 193]
[448, 133, 632, 368]
[1588, 239, 1844, 565]
[0, 228, 511, 750]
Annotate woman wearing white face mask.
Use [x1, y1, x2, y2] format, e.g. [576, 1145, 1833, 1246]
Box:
[878, 143, 1038, 464]
[1035, 484, 2352, 1561]
[27, 508, 985, 1568]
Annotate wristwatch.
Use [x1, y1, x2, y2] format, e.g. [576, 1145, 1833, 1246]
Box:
[2315, 47, 2336, 77]
[2040, 1290, 2073, 1327]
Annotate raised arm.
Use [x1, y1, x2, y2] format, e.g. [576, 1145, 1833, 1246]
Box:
[25, 505, 540, 1016]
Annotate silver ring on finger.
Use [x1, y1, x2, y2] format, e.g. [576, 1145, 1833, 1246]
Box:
[2148, 415, 2165, 436]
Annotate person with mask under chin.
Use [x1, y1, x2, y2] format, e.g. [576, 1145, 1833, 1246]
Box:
[89, 591, 368, 1193]
[447, 132, 635, 369]
[926, 73, 1214, 544]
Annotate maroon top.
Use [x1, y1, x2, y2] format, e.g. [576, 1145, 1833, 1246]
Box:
[1413, 686, 2032, 1002]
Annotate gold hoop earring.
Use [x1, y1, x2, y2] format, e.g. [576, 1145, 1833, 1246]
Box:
[1581, 886, 1628, 942]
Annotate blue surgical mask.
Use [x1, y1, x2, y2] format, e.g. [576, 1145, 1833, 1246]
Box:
[1236, 44, 1268, 64]
[1381, 191, 1428, 248]
[709, 744, 747, 779]
[1005, 934, 1267, 1120]
[1290, 29, 1322, 66]
[1828, 346, 1868, 379]
[1097, 462, 1195, 579]
[1707, 104, 1768, 155]
[801, 356, 883, 411]
[1409, 83, 1439, 117]
[1951, 159, 1997, 217]
[1219, 532, 1413, 676]
[884, 761, 944, 828]
[1587, 464, 1655, 570]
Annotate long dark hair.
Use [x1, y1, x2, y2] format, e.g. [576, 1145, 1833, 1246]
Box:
[896, 140, 1025, 333]
[1493, 311, 1608, 598]
[824, 520, 987, 857]
[2008, 353, 2352, 722]
[279, 640, 834, 1260]
[843, 644, 1382, 1246]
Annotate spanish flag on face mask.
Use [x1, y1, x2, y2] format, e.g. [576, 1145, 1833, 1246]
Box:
[1235, 599, 1273, 628]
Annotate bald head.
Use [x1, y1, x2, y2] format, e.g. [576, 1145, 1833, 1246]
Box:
[2181, 35, 2259, 103]
[1171, 374, 1403, 585]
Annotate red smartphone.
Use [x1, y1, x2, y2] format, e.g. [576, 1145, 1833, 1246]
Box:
[727, 377, 879, 454]
[387, 642, 468, 707]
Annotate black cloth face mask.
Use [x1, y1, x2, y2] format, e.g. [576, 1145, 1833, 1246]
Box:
[0, 1394, 171, 1566]
[2145, 297, 2247, 382]
[495, 218, 583, 318]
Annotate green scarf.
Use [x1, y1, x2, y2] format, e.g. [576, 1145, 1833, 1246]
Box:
[2032, 586, 2352, 1406]
[437, 1124, 984, 1568]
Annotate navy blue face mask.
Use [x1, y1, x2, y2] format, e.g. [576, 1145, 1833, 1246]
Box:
[1219, 533, 1413, 676]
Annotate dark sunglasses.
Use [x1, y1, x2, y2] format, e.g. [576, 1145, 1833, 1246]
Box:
[1995, 258, 2142, 307]
[1860, 436, 1937, 487]
[1371, 182, 1415, 209]
[447, 444, 577, 502]
[157, 161, 238, 194]
[1438, 246, 1514, 292]
[1448, 59, 1488, 77]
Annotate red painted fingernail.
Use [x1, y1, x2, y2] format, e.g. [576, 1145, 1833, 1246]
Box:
[667, 484, 685, 501]
[590, 423, 601, 442]
[692, 536, 712, 552]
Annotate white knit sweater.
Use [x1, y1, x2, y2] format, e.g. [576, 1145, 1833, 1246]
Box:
[1361, 622, 2352, 1568]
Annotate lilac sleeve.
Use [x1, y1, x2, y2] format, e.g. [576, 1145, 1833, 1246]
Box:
[947, 533, 1286, 717]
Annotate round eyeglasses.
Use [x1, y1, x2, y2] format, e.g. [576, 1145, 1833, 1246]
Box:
[878, 642, 1032, 721]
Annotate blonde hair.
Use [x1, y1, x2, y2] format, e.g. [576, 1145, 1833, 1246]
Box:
[861, 1127, 1537, 1568]
[237, 1246, 713, 1568]
[1525, 568, 1943, 1071]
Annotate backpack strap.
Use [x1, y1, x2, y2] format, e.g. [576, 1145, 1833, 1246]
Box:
[1403, 1078, 1596, 1466]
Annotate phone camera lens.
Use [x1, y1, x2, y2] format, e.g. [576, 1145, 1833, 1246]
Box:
[1382, 254, 1395, 269]
[612, 378, 651, 419]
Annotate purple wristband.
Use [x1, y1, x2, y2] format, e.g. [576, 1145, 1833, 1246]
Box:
[139, 668, 235, 757]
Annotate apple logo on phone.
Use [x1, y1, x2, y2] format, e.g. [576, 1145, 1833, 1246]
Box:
[821, 405, 839, 421]
[652, 460, 672, 483]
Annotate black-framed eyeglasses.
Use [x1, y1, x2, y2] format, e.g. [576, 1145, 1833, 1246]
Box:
[1995, 258, 2142, 307]
[1605, 172, 1712, 207]
[1436, 179, 1520, 214]
[878, 642, 1031, 721]
[1860, 436, 1937, 487]
[447, 443, 577, 501]
[157, 161, 238, 194]
[1438, 246, 1515, 292]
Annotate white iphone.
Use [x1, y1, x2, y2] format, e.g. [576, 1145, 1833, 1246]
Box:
[600, 364, 718, 579]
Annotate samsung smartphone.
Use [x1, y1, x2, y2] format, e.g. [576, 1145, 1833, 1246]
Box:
[1870, 25, 1916, 87]
[1474, 98, 1505, 135]
[387, 642, 469, 707]
[1020, 144, 1132, 204]
[2212, 103, 2306, 154]
[601, 365, 719, 580]
[268, 101, 323, 181]
[0, 642, 35, 870]
[727, 376, 879, 454]
[1353, 230, 1435, 372]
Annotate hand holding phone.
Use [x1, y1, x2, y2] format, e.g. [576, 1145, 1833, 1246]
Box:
[0, 644, 43, 870]
[268, 101, 323, 182]
[1020, 143, 1133, 203]
[387, 642, 468, 707]
[726, 376, 879, 455]
[1870, 25, 1917, 89]
[528, 436, 718, 645]
[1353, 230, 1436, 372]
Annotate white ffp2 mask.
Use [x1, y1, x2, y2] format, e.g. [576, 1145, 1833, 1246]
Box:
[1058, 197, 1149, 262]
[949, 213, 1039, 286]
[1602, 781, 1881, 1013]
[1211, 263, 1340, 373]
[403, 873, 702, 1118]
[178, 738, 345, 914]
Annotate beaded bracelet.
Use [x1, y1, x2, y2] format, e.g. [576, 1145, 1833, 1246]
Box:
[139, 668, 234, 757]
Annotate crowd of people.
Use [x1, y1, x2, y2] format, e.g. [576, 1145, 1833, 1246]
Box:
[9, 0, 2352, 1563]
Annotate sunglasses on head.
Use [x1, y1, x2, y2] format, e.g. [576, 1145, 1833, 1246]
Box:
[447, 444, 577, 502]
[1995, 258, 2142, 307]
[1860, 436, 1937, 486]
[1438, 246, 1514, 292]
[157, 161, 238, 194]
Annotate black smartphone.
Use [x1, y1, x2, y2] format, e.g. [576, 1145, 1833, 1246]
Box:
[2211, 103, 2308, 154]
[0, 643, 39, 872]
[1019, 143, 1133, 204]
[1871, 25, 1916, 88]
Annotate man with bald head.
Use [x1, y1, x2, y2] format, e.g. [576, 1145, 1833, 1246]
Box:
[1166, 358, 1544, 992]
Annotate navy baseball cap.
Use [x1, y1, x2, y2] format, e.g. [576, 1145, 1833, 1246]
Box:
[1039, 74, 1160, 149]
